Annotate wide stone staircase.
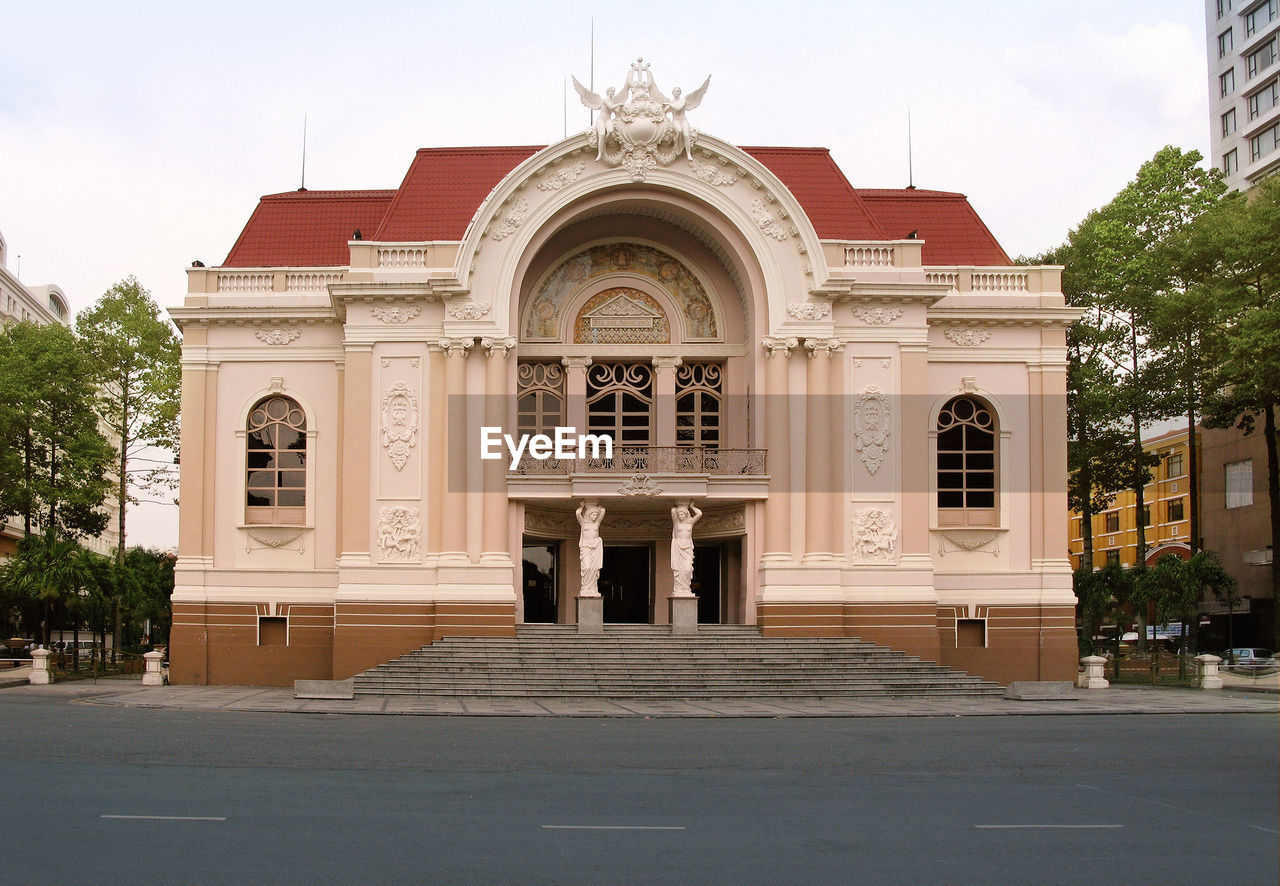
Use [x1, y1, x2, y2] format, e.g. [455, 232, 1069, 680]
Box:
[353, 624, 1004, 699]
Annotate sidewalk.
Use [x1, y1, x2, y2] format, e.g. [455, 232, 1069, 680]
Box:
[3, 679, 1276, 718]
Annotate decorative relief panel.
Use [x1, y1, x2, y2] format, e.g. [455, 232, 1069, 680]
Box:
[537, 160, 587, 191]
[618, 473, 664, 496]
[525, 242, 717, 341]
[943, 327, 992, 346]
[377, 506, 421, 562]
[851, 508, 898, 563]
[690, 159, 738, 186]
[489, 197, 529, 241]
[255, 328, 300, 346]
[853, 386, 891, 475]
[936, 531, 1001, 557]
[852, 306, 902, 326]
[523, 507, 744, 539]
[787, 303, 831, 321]
[751, 198, 789, 241]
[380, 381, 419, 471]
[447, 303, 490, 321]
[371, 305, 421, 325]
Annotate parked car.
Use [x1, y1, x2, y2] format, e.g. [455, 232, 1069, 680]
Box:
[1222, 648, 1277, 672]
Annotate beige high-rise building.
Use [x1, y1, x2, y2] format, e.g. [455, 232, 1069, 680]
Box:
[0, 230, 119, 559]
[1207, 0, 1280, 189]
[169, 64, 1080, 687]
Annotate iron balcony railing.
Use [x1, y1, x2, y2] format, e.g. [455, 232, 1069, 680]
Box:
[510, 446, 766, 476]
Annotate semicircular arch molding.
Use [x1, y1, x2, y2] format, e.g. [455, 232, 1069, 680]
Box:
[454, 133, 827, 339]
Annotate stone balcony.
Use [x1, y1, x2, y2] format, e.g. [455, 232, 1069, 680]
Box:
[507, 446, 769, 502]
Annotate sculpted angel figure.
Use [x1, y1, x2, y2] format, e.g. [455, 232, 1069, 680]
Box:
[652, 76, 711, 161]
[670, 502, 703, 597]
[572, 77, 628, 162]
[576, 501, 606, 596]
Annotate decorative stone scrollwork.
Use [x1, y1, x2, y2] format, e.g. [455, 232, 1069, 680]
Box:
[244, 526, 306, 554]
[255, 328, 300, 346]
[787, 303, 831, 321]
[380, 381, 419, 471]
[853, 386, 892, 475]
[371, 305, 421, 325]
[852, 306, 903, 326]
[447, 303, 490, 321]
[690, 159, 737, 186]
[377, 506, 421, 562]
[762, 336, 799, 358]
[524, 509, 577, 538]
[804, 337, 841, 358]
[489, 197, 529, 241]
[618, 473, 664, 496]
[752, 198, 789, 241]
[851, 508, 898, 562]
[438, 337, 474, 358]
[482, 336, 517, 358]
[944, 327, 992, 347]
[936, 531, 1001, 557]
[537, 160, 587, 191]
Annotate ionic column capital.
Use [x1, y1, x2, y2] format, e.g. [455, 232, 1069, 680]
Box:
[481, 336, 516, 358]
[437, 337, 474, 358]
[761, 336, 799, 358]
[561, 356, 593, 370]
[804, 337, 843, 358]
[651, 356, 683, 370]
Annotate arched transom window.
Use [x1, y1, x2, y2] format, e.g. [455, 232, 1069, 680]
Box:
[246, 396, 306, 525]
[937, 395, 997, 526]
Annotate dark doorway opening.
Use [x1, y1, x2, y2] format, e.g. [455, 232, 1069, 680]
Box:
[601, 545, 651, 623]
[522, 542, 558, 624]
[693, 544, 721, 624]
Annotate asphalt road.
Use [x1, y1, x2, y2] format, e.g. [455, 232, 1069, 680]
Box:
[0, 694, 1275, 885]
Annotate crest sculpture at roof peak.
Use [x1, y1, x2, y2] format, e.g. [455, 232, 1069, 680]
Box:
[572, 57, 711, 181]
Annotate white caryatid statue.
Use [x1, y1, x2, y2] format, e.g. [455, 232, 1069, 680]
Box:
[576, 500, 606, 597]
[670, 501, 703, 597]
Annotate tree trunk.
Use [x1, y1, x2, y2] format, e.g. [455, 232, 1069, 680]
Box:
[112, 397, 128, 664]
[1131, 413, 1149, 651]
[1264, 402, 1280, 650]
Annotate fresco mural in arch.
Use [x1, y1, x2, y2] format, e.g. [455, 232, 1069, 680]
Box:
[523, 242, 718, 342]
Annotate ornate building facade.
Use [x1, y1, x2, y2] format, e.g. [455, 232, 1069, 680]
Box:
[170, 64, 1078, 686]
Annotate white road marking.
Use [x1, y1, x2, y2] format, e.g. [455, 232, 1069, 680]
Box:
[542, 825, 685, 830]
[975, 825, 1123, 829]
[101, 815, 227, 821]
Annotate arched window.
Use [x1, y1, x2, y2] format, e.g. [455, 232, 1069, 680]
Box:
[516, 362, 565, 436]
[675, 363, 723, 449]
[246, 396, 307, 525]
[937, 395, 997, 526]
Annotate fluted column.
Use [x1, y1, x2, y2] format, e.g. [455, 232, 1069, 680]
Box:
[562, 356, 591, 436]
[804, 337, 840, 559]
[652, 356, 682, 448]
[439, 337, 473, 560]
[481, 337, 516, 562]
[761, 337, 797, 561]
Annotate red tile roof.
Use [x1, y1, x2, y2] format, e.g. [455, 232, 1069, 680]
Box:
[221, 147, 1010, 268]
[741, 147, 888, 240]
[373, 146, 542, 242]
[854, 188, 1012, 266]
[223, 190, 395, 267]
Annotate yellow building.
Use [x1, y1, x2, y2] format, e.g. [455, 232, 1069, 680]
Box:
[1068, 427, 1197, 570]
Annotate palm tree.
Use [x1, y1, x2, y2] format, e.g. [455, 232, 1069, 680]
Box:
[0, 530, 102, 648]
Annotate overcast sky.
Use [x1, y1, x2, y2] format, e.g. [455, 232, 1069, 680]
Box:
[0, 0, 1212, 548]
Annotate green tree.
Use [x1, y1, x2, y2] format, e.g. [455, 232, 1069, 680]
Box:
[119, 547, 175, 645]
[77, 278, 181, 657]
[1191, 178, 1280, 648]
[1057, 148, 1225, 580]
[76, 277, 182, 564]
[1138, 551, 1236, 662]
[0, 321, 113, 539]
